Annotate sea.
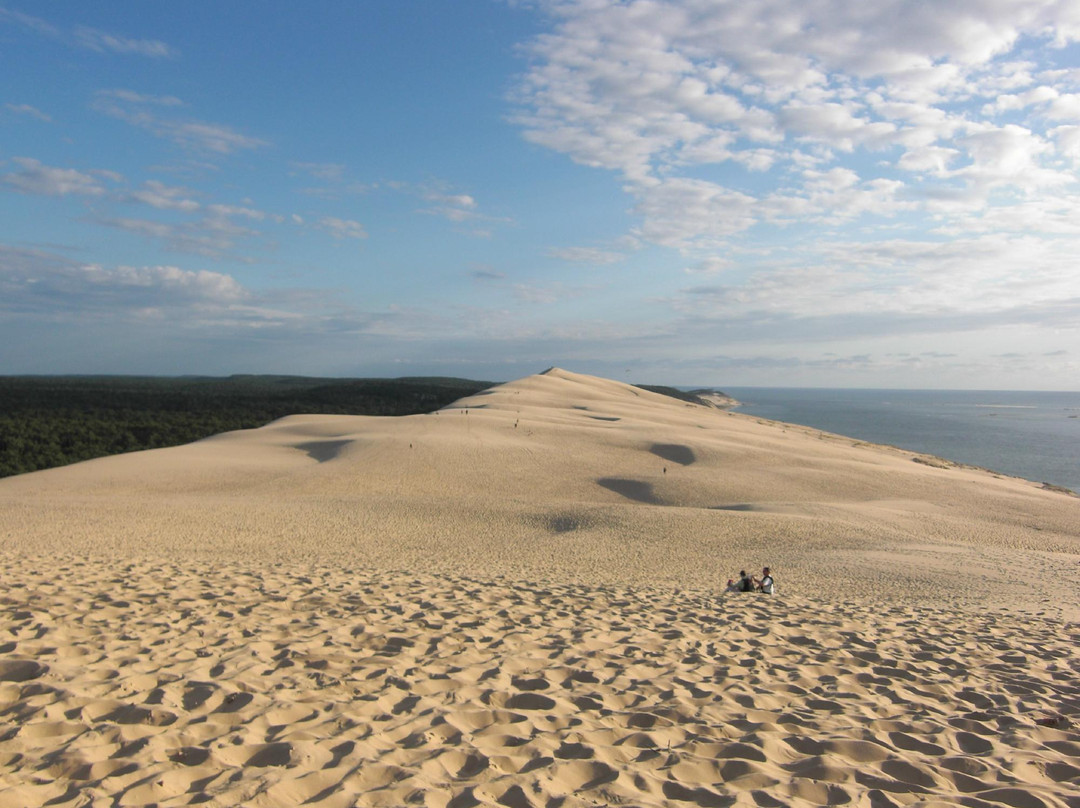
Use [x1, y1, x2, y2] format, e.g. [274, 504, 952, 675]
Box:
[716, 387, 1080, 494]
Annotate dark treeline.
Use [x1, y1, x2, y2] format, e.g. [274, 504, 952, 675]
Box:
[0, 375, 493, 478]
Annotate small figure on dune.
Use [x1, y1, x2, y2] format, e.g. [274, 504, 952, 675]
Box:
[754, 567, 775, 594]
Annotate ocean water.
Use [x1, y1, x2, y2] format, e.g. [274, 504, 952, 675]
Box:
[720, 387, 1080, 494]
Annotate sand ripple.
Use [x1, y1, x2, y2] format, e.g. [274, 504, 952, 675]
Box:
[2, 555, 1077, 808]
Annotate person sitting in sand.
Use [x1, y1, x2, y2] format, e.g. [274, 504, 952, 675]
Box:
[726, 570, 754, 593]
[755, 567, 775, 594]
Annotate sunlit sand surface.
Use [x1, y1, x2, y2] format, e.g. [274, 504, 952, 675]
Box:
[2, 368, 1077, 807]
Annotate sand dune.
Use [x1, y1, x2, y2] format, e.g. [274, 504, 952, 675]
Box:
[1, 368, 1078, 807]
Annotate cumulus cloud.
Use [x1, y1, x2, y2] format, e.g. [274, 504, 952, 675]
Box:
[127, 180, 200, 212]
[3, 157, 115, 196]
[514, 0, 1080, 251]
[0, 243, 387, 342]
[632, 178, 757, 248]
[1052, 125, 1080, 163]
[82, 263, 245, 300]
[0, 244, 245, 321]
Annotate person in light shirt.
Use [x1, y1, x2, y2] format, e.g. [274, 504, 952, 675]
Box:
[755, 567, 775, 594]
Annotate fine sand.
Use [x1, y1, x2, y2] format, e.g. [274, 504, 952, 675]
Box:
[1, 368, 1078, 807]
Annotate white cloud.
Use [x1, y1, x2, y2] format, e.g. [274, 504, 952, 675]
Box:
[156, 120, 267, 155]
[81, 263, 244, 300]
[0, 6, 56, 35]
[207, 204, 265, 220]
[671, 233, 1080, 335]
[318, 217, 368, 240]
[127, 180, 200, 212]
[0, 8, 177, 58]
[96, 88, 183, 107]
[97, 213, 260, 259]
[0, 244, 246, 321]
[764, 170, 912, 225]
[632, 178, 757, 249]
[952, 123, 1064, 193]
[1045, 92, 1080, 121]
[93, 89, 267, 154]
[779, 102, 898, 152]
[1, 154, 286, 257]
[419, 188, 480, 222]
[897, 145, 960, 174]
[74, 26, 177, 58]
[3, 157, 113, 196]
[4, 103, 51, 121]
[515, 0, 1080, 252]
[1051, 125, 1080, 163]
[982, 85, 1059, 115]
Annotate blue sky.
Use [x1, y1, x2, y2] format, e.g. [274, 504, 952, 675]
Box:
[2, 1, 1079, 389]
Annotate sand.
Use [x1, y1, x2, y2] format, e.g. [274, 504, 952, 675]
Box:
[1, 368, 1078, 807]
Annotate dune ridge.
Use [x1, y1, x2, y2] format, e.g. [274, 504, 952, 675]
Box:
[1, 367, 1078, 806]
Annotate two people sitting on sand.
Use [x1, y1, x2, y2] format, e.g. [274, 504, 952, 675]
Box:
[726, 567, 774, 594]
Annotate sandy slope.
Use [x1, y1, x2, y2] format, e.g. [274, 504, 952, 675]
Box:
[1, 368, 1078, 807]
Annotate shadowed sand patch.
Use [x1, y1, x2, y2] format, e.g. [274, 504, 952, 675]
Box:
[547, 513, 589, 533]
[0, 660, 47, 682]
[597, 477, 664, 505]
[293, 439, 353, 462]
[650, 443, 696, 465]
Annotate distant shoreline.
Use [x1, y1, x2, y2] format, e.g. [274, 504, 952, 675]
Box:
[724, 385, 1080, 494]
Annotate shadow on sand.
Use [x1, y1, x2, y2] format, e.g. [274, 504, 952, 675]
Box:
[597, 478, 664, 505]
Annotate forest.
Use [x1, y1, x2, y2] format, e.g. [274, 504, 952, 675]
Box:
[0, 375, 492, 478]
